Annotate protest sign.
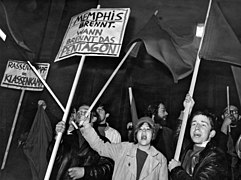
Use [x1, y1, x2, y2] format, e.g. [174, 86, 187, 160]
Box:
[55, 8, 130, 62]
[1, 59, 50, 91]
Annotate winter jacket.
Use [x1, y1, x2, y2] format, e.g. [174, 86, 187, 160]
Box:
[152, 125, 175, 161]
[170, 140, 228, 180]
[48, 130, 114, 180]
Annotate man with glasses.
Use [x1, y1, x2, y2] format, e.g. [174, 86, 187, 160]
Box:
[221, 105, 241, 135]
[220, 105, 241, 180]
[49, 105, 114, 180]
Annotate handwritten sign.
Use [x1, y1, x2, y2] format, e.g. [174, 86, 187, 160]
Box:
[55, 8, 131, 62]
[1, 60, 50, 91]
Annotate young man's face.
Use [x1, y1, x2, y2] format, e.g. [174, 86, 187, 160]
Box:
[190, 114, 215, 145]
[136, 122, 153, 146]
[96, 106, 106, 122]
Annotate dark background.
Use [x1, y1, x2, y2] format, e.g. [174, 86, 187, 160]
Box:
[0, 0, 241, 179]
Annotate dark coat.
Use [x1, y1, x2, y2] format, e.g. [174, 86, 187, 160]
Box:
[170, 140, 228, 180]
[48, 130, 114, 180]
[152, 125, 174, 161]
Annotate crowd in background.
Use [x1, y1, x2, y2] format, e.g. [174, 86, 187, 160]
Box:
[47, 94, 241, 180]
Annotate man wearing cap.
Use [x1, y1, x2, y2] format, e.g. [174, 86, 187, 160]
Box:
[80, 115, 168, 180]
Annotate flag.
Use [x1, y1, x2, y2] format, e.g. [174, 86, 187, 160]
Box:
[199, 2, 241, 66]
[231, 66, 241, 107]
[23, 104, 53, 180]
[199, 2, 241, 106]
[128, 13, 199, 83]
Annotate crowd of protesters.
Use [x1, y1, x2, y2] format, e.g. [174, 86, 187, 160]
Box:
[47, 95, 241, 180]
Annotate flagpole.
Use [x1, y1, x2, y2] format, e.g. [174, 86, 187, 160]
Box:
[226, 86, 231, 132]
[27, 61, 65, 112]
[44, 55, 86, 180]
[1, 89, 25, 170]
[84, 42, 137, 116]
[70, 43, 137, 131]
[174, 0, 213, 161]
[128, 87, 133, 105]
[227, 86, 230, 113]
[128, 87, 138, 125]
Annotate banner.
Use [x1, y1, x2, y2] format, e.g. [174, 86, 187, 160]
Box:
[55, 8, 130, 62]
[23, 104, 53, 180]
[1, 59, 50, 91]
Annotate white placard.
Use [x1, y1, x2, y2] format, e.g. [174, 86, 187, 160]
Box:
[1, 59, 50, 91]
[55, 8, 130, 62]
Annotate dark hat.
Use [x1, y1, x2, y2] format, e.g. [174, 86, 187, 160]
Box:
[135, 116, 155, 129]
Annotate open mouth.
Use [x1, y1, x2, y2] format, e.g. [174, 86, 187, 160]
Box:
[141, 135, 147, 140]
[193, 133, 201, 138]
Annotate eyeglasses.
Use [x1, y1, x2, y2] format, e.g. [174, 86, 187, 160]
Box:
[224, 110, 239, 115]
[231, 110, 238, 114]
[77, 110, 87, 116]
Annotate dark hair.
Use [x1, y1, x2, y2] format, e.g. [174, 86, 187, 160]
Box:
[133, 122, 156, 143]
[190, 110, 217, 131]
[145, 104, 157, 117]
[94, 102, 106, 111]
[94, 103, 107, 124]
[145, 102, 165, 117]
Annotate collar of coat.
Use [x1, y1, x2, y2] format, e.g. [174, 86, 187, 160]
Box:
[127, 144, 160, 158]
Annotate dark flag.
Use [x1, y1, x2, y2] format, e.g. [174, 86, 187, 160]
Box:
[128, 13, 199, 83]
[200, 3, 241, 178]
[231, 66, 241, 106]
[199, 2, 241, 106]
[23, 104, 53, 180]
[199, 2, 241, 66]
